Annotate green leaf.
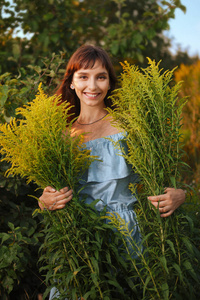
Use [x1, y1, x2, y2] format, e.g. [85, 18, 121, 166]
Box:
[166, 239, 176, 256]
[91, 257, 99, 275]
[0, 246, 14, 268]
[107, 280, 124, 294]
[143, 275, 151, 296]
[161, 282, 169, 300]
[108, 26, 117, 37]
[183, 260, 199, 282]
[0, 85, 9, 107]
[182, 237, 194, 255]
[8, 222, 15, 231]
[111, 41, 119, 56]
[0, 232, 11, 244]
[146, 28, 156, 40]
[170, 176, 176, 188]
[43, 13, 54, 21]
[51, 34, 59, 44]
[159, 256, 169, 274]
[184, 215, 194, 233]
[91, 272, 98, 287]
[134, 32, 143, 45]
[2, 276, 15, 294]
[141, 232, 154, 245]
[173, 263, 183, 281]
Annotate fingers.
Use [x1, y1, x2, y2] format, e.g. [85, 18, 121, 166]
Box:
[148, 189, 174, 208]
[164, 187, 175, 193]
[148, 187, 185, 218]
[54, 197, 72, 210]
[39, 186, 73, 211]
[149, 200, 173, 218]
[44, 186, 56, 193]
[150, 200, 168, 208]
[148, 187, 177, 202]
[53, 188, 72, 202]
[148, 189, 175, 218]
[49, 188, 73, 210]
[149, 200, 171, 213]
[160, 210, 173, 218]
[158, 205, 171, 215]
[38, 199, 46, 210]
[147, 194, 167, 202]
[51, 191, 73, 210]
[60, 186, 70, 194]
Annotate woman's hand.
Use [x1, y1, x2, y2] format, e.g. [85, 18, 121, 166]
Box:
[38, 186, 73, 210]
[148, 187, 185, 217]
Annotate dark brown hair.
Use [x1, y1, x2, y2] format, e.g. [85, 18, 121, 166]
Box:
[56, 44, 117, 118]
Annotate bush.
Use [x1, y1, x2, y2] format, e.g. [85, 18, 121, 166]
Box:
[0, 52, 66, 298]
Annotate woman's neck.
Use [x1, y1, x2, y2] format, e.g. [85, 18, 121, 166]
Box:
[77, 107, 107, 125]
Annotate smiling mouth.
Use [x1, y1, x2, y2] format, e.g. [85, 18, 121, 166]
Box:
[84, 92, 100, 98]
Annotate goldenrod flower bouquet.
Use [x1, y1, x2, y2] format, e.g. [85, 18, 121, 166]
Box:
[107, 59, 200, 299]
[0, 84, 128, 299]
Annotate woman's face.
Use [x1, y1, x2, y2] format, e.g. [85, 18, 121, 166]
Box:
[71, 60, 110, 109]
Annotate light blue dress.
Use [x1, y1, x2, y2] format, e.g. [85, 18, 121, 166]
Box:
[49, 132, 141, 300]
[79, 132, 140, 238]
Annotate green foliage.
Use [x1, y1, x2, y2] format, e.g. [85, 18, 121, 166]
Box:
[106, 209, 200, 299]
[0, 52, 66, 298]
[39, 201, 138, 300]
[107, 59, 200, 299]
[0, 51, 66, 123]
[0, 186, 45, 298]
[103, 0, 185, 60]
[0, 221, 42, 296]
[0, 0, 186, 73]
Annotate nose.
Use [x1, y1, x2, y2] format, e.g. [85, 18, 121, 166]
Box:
[88, 78, 97, 91]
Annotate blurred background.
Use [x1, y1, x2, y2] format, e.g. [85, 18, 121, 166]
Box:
[0, 0, 200, 299]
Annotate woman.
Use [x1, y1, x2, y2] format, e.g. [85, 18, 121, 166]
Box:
[39, 45, 185, 298]
[39, 44, 185, 215]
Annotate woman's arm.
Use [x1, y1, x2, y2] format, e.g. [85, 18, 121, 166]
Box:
[39, 186, 73, 210]
[147, 187, 186, 218]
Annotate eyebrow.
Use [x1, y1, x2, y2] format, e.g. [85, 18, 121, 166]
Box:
[76, 71, 108, 75]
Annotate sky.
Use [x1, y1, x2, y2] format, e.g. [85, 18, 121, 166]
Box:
[166, 0, 200, 57]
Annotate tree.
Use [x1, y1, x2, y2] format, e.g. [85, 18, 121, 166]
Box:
[0, 0, 186, 74]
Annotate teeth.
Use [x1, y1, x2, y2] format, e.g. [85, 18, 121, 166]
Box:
[85, 93, 99, 97]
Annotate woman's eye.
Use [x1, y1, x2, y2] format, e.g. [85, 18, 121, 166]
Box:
[80, 76, 87, 79]
[98, 76, 106, 80]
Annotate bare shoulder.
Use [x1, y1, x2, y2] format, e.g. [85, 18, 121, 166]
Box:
[69, 114, 123, 142]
